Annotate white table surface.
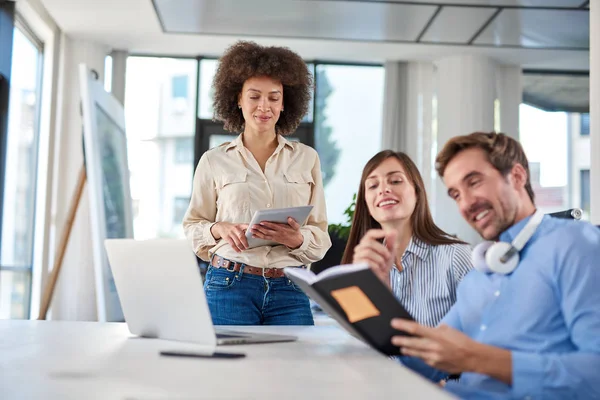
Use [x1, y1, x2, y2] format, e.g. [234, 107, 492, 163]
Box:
[0, 320, 455, 400]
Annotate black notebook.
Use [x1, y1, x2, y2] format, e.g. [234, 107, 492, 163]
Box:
[284, 264, 414, 355]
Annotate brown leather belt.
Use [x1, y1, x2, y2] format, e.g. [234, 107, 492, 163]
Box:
[210, 254, 305, 279]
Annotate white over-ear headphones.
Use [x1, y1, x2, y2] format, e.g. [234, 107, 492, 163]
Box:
[472, 210, 544, 275]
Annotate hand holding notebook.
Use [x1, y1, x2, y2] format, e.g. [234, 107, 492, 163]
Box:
[284, 263, 414, 355]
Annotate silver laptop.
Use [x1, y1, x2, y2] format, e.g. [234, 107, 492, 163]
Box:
[104, 238, 297, 348]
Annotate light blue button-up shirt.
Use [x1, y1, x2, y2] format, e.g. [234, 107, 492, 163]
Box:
[401, 215, 600, 399]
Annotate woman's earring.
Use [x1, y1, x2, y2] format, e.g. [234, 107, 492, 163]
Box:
[238, 104, 241, 109]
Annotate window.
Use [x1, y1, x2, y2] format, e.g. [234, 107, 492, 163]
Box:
[172, 75, 188, 99]
[580, 169, 590, 216]
[197, 61, 384, 224]
[580, 113, 590, 136]
[173, 197, 190, 225]
[519, 104, 569, 215]
[174, 137, 193, 164]
[314, 64, 384, 224]
[104, 55, 112, 92]
[125, 57, 197, 239]
[1, 26, 43, 319]
[198, 59, 218, 120]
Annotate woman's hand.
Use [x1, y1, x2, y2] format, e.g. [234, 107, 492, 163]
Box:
[211, 222, 250, 253]
[352, 229, 397, 286]
[249, 217, 304, 249]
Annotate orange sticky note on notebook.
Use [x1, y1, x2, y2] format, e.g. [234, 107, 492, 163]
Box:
[330, 286, 380, 323]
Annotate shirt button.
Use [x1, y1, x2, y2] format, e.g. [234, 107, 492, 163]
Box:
[480, 324, 487, 331]
[494, 290, 500, 297]
[266, 204, 271, 208]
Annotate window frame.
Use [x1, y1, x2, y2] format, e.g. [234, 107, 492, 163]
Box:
[0, 12, 45, 319]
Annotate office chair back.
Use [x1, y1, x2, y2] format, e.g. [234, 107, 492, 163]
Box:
[548, 208, 583, 220]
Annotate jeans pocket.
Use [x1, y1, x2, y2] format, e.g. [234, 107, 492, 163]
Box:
[287, 279, 306, 294]
[204, 267, 237, 290]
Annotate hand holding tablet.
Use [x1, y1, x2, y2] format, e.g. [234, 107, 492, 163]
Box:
[246, 206, 313, 249]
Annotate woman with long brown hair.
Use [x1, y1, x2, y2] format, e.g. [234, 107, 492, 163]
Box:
[342, 150, 472, 326]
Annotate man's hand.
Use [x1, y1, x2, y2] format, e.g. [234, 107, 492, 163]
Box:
[211, 222, 249, 252]
[390, 319, 512, 384]
[352, 229, 397, 286]
[249, 217, 304, 249]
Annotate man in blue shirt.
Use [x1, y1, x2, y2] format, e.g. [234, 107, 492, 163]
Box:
[391, 132, 600, 399]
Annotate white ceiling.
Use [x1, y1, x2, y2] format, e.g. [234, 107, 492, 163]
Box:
[35, 0, 590, 70]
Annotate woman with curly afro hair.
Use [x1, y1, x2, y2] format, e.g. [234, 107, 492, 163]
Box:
[183, 41, 331, 325]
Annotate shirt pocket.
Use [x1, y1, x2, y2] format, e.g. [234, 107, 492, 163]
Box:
[216, 172, 250, 212]
[283, 171, 314, 207]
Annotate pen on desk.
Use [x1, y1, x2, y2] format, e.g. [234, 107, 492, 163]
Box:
[160, 350, 246, 359]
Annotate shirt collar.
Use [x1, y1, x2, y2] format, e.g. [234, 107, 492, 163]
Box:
[225, 133, 294, 152]
[224, 134, 244, 151]
[404, 236, 431, 261]
[499, 211, 548, 244]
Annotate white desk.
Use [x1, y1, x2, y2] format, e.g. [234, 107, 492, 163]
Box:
[0, 320, 455, 399]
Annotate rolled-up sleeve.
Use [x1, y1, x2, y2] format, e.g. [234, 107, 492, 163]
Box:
[288, 152, 331, 264]
[182, 153, 217, 261]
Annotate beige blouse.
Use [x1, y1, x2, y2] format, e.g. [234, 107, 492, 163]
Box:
[183, 134, 331, 269]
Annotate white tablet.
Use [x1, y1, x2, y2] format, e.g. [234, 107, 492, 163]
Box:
[245, 205, 314, 249]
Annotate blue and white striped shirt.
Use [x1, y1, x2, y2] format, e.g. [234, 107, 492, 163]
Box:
[390, 237, 473, 327]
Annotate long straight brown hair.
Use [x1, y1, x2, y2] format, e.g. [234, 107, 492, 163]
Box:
[341, 150, 465, 264]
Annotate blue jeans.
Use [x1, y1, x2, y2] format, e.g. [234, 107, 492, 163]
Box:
[203, 265, 314, 325]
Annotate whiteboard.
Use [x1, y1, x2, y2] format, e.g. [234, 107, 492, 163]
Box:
[79, 63, 132, 322]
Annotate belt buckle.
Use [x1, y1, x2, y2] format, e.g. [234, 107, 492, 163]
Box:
[225, 260, 237, 272]
[263, 267, 274, 278]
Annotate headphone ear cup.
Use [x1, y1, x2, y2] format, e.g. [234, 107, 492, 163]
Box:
[485, 241, 519, 275]
[472, 241, 494, 273]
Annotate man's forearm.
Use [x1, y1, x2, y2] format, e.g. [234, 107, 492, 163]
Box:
[470, 343, 512, 385]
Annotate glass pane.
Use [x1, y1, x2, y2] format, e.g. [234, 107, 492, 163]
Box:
[125, 57, 198, 239]
[96, 105, 129, 238]
[104, 55, 112, 92]
[314, 65, 384, 225]
[580, 113, 590, 136]
[580, 169, 590, 217]
[0, 270, 31, 319]
[198, 59, 314, 123]
[520, 104, 571, 215]
[198, 59, 218, 119]
[1, 28, 41, 270]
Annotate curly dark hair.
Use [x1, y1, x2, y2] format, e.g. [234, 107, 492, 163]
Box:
[212, 41, 313, 135]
